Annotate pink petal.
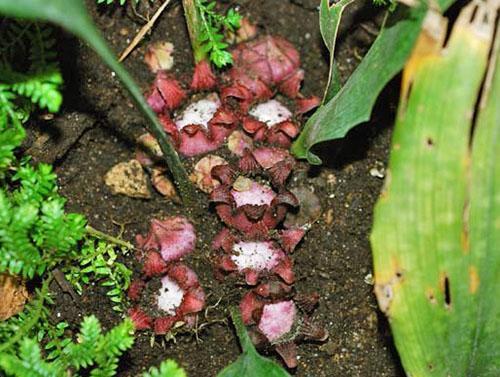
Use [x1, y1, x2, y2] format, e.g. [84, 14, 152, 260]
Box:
[295, 96, 320, 114]
[273, 257, 295, 284]
[152, 71, 186, 111]
[258, 300, 297, 342]
[275, 341, 298, 369]
[129, 307, 152, 330]
[180, 286, 206, 314]
[240, 291, 264, 325]
[254, 281, 293, 298]
[168, 263, 200, 289]
[137, 217, 196, 263]
[154, 316, 178, 335]
[143, 251, 168, 277]
[128, 279, 145, 301]
[278, 228, 305, 253]
[278, 69, 304, 98]
[191, 60, 217, 91]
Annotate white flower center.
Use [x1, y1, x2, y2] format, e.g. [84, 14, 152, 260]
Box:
[249, 99, 292, 127]
[157, 276, 184, 315]
[231, 181, 275, 207]
[175, 94, 220, 131]
[231, 241, 280, 271]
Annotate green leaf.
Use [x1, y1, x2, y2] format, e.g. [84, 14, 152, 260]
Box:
[217, 307, 291, 377]
[142, 359, 187, 377]
[0, 338, 64, 376]
[319, 0, 356, 103]
[291, 0, 456, 164]
[371, 3, 499, 375]
[0, 0, 193, 202]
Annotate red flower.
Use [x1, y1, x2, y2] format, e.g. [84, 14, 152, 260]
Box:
[136, 217, 196, 263]
[128, 307, 152, 330]
[147, 71, 186, 113]
[213, 229, 295, 285]
[210, 176, 298, 235]
[191, 60, 217, 91]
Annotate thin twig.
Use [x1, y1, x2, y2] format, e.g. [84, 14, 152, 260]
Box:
[52, 268, 79, 301]
[119, 0, 172, 62]
[85, 225, 135, 250]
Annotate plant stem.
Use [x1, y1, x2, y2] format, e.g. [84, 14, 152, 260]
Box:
[85, 225, 134, 249]
[229, 306, 256, 355]
[182, 0, 207, 63]
[77, 25, 197, 206]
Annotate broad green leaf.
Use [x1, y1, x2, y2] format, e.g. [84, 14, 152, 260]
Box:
[319, 0, 357, 103]
[0, 0, 194, 202]
[217, 307, 291, 377]
[292, 0, 456, 164]
[371, 2, 499, 376]
[467, 9, 500, 373]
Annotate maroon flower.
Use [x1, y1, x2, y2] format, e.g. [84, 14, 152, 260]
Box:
[229, 36, 302, 99]
[147, 71, 186, 113]
[128, 263, 206, 335]
[212, 229, 295, 285]
[239, 146, 296, 187]
[136, 217, 196, 263]
[242, 100, 300, 148]
[210, 176, 298, 235]
[160, 94, 238, 157]
[191, 60, 217, 91]
[239, 291, 328, 368]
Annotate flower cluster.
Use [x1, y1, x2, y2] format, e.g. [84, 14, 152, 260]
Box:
[127, 217, 206, 335]
[136, 34, 326, 367]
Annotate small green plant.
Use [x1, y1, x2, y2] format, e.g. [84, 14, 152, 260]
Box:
[64, 238, 133, 312]
[143, 359, 187, 377]
[0, 20, 63, 116]
[0, 160, 87, 279]
[0, 315, 135, 377]
[194, 0, 241, 67]
[182, 0, 241, 68]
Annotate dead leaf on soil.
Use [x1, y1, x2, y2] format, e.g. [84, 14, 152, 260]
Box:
[284, 186, 322, 228]
[0, 273, 29, 321]
[151, 167, 181, 203]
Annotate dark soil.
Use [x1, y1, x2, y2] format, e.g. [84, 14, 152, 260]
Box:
[27, 0, 405, 375]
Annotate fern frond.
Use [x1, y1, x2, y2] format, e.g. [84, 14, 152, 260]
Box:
[0, 20, 63, 115]
[0, 162, 86, 278]
[11, 70, 63, 113]
[0, 315, 136, 377]
[142, 360, 187, 377]
[0, 338, 64, 377]
[64, 239, 132, 312]
[193, 0, 241, 68]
